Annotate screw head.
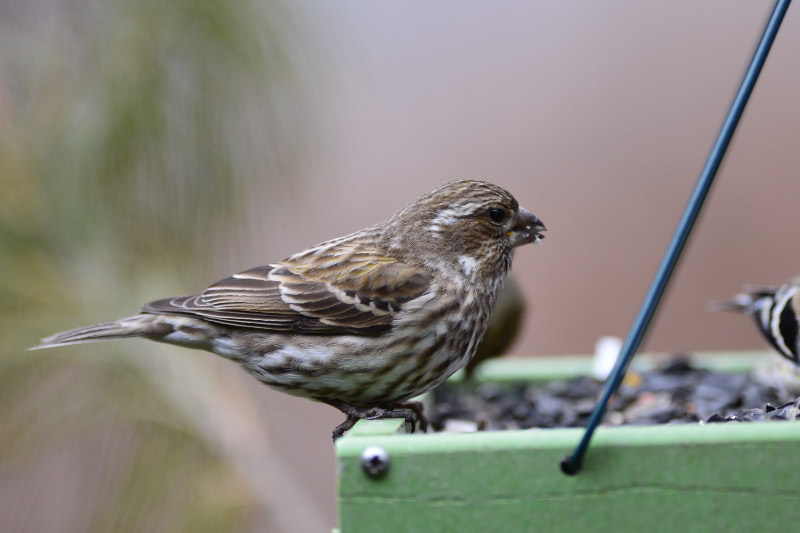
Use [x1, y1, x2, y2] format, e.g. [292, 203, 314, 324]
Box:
[360, 446, 390, 478]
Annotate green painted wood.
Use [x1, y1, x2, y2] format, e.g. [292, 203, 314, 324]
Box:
[337, 351, 797, 532]
[339, 424, 800, 532]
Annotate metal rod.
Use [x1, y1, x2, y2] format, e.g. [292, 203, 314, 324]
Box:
[561, 0, 792, 476]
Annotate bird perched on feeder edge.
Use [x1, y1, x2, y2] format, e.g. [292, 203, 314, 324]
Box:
[31, 180, 546, 441]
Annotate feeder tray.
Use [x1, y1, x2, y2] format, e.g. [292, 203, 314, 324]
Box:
[336, 352, 800, 532]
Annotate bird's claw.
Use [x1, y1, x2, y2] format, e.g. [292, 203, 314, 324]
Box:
[325, 399, 427, 442]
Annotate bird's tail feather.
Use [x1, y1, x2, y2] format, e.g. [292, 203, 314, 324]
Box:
[29, 315, 165, 350]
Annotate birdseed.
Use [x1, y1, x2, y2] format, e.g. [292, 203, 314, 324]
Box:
[430, 356, 797, 432]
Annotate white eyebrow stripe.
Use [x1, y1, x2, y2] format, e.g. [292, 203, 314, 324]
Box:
[429, 201, 487, 228]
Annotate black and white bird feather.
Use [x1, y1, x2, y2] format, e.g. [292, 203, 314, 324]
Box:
[716, 280, 800, 364]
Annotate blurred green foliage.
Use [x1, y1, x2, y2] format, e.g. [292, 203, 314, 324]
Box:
[0, 0, 318, 529]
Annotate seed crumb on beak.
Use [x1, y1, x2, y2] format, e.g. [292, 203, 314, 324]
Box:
[509, 208, 546, 248]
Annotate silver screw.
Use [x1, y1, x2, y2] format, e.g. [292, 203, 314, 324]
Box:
[360, 446, 390, 478]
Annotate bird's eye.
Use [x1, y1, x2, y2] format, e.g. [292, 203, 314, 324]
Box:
[488, 208, 506, 224]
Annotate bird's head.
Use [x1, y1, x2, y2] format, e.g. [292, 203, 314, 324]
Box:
[383, 180, 545, 282]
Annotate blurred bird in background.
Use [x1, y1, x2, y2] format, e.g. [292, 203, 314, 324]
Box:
[33, 181, 546, 441]
[463, 274, 526, 381]
[715, 278, 800, 395]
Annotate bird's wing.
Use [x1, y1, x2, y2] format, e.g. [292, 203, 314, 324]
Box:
[142, 245, 432, 335]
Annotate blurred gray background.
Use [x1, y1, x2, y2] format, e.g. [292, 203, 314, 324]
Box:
[1, 1, 798, 531]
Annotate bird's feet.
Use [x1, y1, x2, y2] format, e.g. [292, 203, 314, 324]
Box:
[393, 400, 428, 433]
[325, 399, 428, 442]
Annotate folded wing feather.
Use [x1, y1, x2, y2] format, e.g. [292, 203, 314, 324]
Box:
[142, 247, 432, 335]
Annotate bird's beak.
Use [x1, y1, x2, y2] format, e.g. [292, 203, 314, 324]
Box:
[508, 207, 546, 248]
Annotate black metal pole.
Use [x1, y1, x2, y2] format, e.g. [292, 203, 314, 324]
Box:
[561, 0, 792, 476]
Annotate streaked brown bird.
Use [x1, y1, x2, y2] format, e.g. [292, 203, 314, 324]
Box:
[32, 180, 546, 441]
[463, 274, 526, 381]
